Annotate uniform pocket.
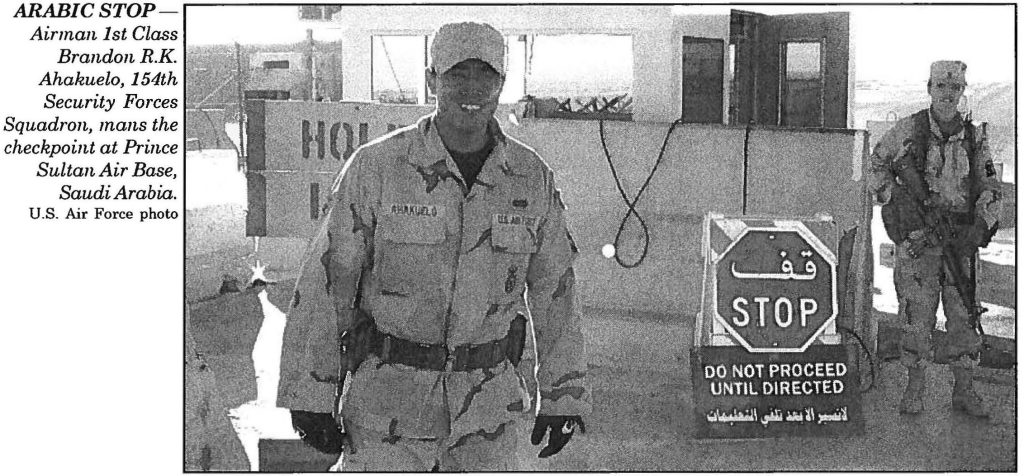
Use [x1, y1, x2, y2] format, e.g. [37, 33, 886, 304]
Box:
[375, 205, 448, 293]
[490, 213, 540, 253]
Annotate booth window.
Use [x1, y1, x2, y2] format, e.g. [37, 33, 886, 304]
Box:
[780, 40, 823, 127]
[371, 35, 427, 104]
[262, 60, 290, 69]
[368, 33, 634, 117]
[518, 34, 634, 120]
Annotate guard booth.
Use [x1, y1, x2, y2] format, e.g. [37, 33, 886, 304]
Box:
[315, 6, 851, 125]
[246, 6, 858, 238]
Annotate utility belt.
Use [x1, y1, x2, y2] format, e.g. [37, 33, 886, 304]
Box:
[366, 314, 527, 372]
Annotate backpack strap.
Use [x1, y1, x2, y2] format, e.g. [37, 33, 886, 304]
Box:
[909, 108, 931, 173]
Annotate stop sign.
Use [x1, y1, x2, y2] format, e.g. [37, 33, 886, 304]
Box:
[714, 228, 836, 352]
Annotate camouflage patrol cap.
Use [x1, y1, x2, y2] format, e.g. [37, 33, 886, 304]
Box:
[430, 22, 506, 76]
[930, 60, 967, 85]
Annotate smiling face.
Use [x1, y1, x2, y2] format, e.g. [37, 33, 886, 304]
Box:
[928, 78, 965, 121]
[427, 59, 504, 137]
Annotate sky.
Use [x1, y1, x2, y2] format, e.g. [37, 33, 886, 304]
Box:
[185, 3, 1016, 83]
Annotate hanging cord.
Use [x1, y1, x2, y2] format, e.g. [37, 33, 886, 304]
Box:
[741, 121, 752, 214]
[599, 118, 684, 268]
[837, 325, 877, 393]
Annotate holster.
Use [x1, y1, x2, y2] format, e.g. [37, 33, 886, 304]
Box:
[339, 309, 376, 374]
[507, 313, 527, 367]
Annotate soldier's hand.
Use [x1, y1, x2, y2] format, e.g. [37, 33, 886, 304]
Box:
[906, 233, 930, 259]
[530, 415, 585, 458]
[907, 240, 925, 259]
[289, 410, 351, 455]
[906, 226, 946, 258]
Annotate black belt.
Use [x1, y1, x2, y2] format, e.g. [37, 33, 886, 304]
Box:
[369, 315, 526, 372]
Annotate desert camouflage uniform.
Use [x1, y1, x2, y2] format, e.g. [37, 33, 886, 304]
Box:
[278, 113, 590, 470]
[869, 108, 1002, 369]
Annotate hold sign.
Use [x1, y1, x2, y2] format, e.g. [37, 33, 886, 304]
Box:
[714, 227, 837, 352]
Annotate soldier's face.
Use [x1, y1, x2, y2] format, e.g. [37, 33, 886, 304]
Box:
[428, 59, 504, 134]
[928, 79, 965, 120]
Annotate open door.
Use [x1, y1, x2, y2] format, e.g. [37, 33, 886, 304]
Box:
[681, 36, 725, 123]
[730, 10, 850, 128]
[729, 9, 767, 126]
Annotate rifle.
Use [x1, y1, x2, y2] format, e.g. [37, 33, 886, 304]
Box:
[889, 148, 987, 341]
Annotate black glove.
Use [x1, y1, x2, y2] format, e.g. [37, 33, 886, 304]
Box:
[289, 410, 348, 455]
[530, 415, 585, 458]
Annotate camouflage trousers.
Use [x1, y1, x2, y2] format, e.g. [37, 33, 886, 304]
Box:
[333, 419, 521, 471]
[893, 242, 983, 368]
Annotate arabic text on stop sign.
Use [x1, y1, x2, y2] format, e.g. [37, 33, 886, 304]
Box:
[731, 297, 818, 328]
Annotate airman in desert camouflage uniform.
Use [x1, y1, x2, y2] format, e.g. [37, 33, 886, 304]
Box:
[277, 21, 590, 471]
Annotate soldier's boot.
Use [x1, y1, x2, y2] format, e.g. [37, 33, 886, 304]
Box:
[951, 366, 989, 418]
[898, 365, 925, 415]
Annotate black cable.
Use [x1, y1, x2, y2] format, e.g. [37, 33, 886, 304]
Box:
[741, 121, 752, 215]
[598, 119, 684, 269]
[837, 325, 877, 393]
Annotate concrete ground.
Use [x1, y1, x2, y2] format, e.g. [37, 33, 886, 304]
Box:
[198, 299, 1016, 472]
[512, 308, 1016, 472]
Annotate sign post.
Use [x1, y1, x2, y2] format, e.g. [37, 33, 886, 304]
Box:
[692, 214, 863, 438]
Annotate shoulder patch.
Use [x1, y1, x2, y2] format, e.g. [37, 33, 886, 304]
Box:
[985, 160, 998, 178]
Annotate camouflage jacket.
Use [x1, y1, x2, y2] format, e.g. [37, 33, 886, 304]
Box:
[869, 108, 1002, 249]
[277, 113, 590, 439]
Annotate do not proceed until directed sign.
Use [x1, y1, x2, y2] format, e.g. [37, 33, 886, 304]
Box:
[691, 345, 864, 438]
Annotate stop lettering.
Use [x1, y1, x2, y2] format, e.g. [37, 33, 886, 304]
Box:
[730, 297, 818, 328]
